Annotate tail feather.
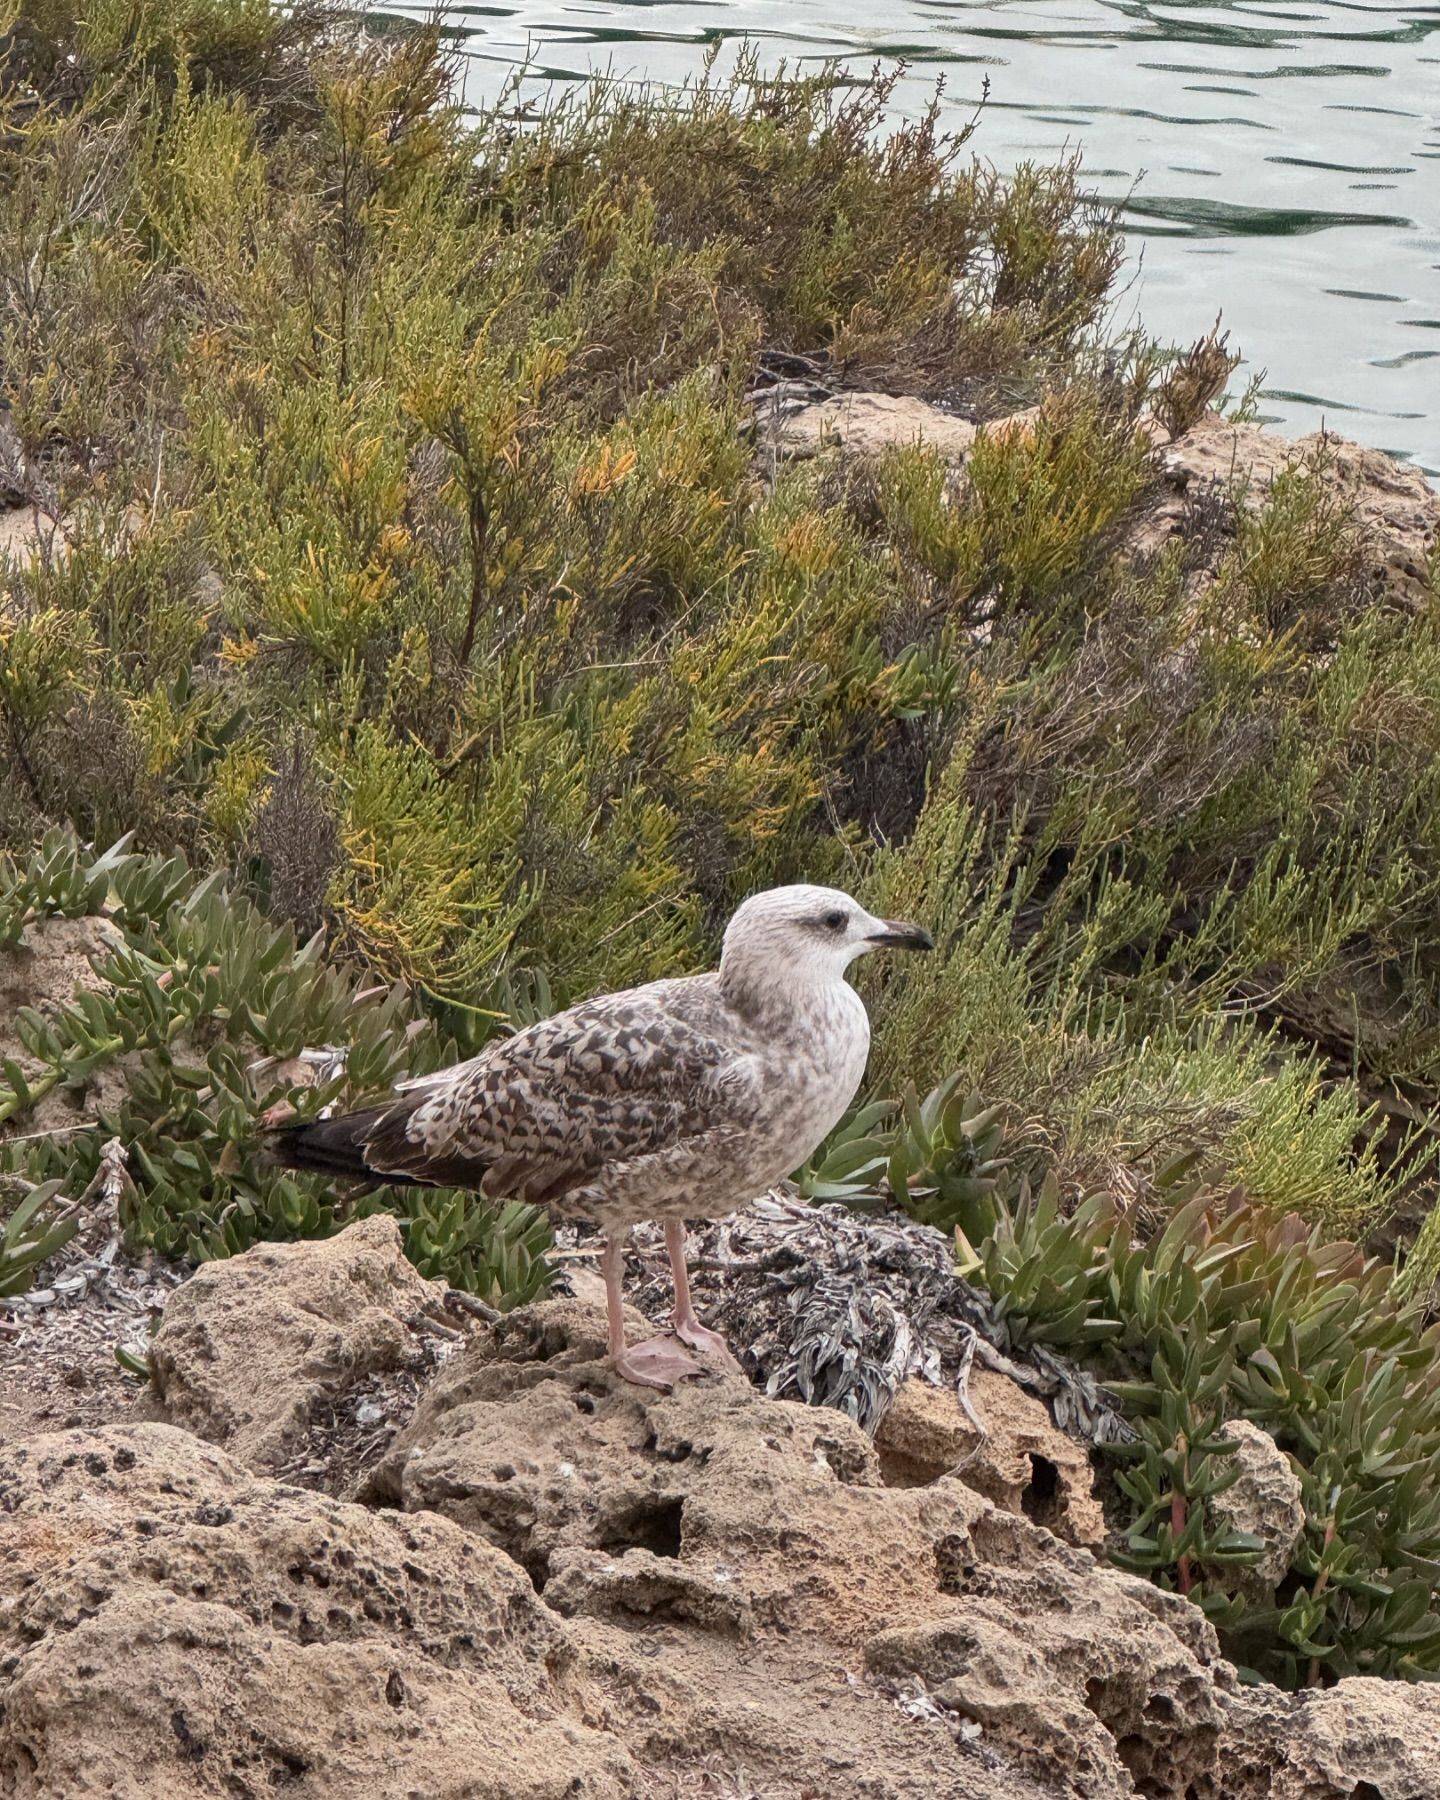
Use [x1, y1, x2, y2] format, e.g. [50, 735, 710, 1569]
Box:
[265, 1106, 425, 1189]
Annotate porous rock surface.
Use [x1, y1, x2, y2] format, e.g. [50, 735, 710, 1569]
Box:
[1210, 1418, 1306, 1599]
[0, 1422, 628, 1799]
[1152, 413, 1438, 604]
[6, 1222, 1440, 1800]
[765, 391, 1437, 607]
[765, 389, 980, 461]
[875, 1370, 1107, 1549]
[1233, 1680, 1440, 1799]
[143, 1214, 441, 1475]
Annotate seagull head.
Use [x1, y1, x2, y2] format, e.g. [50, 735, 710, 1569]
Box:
[720, 883, 932, 1000]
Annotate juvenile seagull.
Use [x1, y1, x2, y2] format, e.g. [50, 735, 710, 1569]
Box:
[270, 885, 932, 1389]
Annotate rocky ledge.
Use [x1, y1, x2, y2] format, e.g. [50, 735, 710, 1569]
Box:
[3, 1218, 1437, 1799]
[757, 393, 1438, 607]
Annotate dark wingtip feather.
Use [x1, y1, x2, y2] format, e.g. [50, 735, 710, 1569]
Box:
[264, 1106, 405, 1184]
[264, 1096, 494, 1195]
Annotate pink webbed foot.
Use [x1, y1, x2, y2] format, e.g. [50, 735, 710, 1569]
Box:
[673, 1315, 744, 1375]
[662, 1218, 744, 1377]
[611, 1333, 706, 1392]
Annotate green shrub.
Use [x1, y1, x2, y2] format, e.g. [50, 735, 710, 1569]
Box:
[954, 1151, 1440, 1684]
[0, 832, 551, 1306]
[0, 7, 1136, 992]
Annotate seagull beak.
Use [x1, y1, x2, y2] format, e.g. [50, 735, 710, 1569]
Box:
[866, 918, 934, 952]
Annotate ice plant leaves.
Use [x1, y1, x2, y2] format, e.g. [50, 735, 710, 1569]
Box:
[0, 833, 552, 1309]
[800, 1097, 1440, 1686]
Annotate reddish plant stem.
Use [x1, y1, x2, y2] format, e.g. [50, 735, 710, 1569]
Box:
[1172, 1436, 1194, 1596]
[1173, 1491, 1193, 1595]
[1306, 1518, 1339, 1688]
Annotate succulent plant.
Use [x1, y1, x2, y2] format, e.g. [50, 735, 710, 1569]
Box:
[0, 1178, 78, 1298]
[377, 1192, 553, 1308]
[957, 1172, 1124, 1349]
[797, 1072, 1007, 1237]
[942, 1142, 1440, 1686]
[0, 833, 552, 1310]
[803, 1079, 1440, 1684]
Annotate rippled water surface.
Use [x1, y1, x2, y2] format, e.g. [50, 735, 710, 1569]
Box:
[397, 0, 1440, 473]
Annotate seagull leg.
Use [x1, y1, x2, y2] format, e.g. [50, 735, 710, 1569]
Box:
[602, 1228, 703, 1392]
[666, 1219, 743, 1374]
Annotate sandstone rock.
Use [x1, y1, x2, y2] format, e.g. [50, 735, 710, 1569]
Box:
[365, 1297, 1267, 1798]
[146, 1215, 442, 1474]
[10, 1281, 1440, 1800]
[978, 405, 1042, 449]
[1143, 411, 1438, 603]
[363, 1297, 1440, 1799]
[366, 1296, 990, 1647]
[1220, 1677, 1440, 1800]
[0, 502, 63, 563]
[866, 1533, 1235, 1800]
[542, 1544, 754, 1635]
[0, 1417, 1034, 1798]
[875, 1371, 1107, 1549]
[1210, 1419, 1305, 1599]
[763, 391, 1059, 467]
[768, 390, 979, 461]
[0, 1421, 631, 1800]
[764, 391, 1436, 614]
[0, 500, 144, 567]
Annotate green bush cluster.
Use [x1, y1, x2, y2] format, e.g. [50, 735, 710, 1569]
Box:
[800, 1098, 1440, 1685]
[0, 832, 551, 1303]
[0, 4, 1127, 1007]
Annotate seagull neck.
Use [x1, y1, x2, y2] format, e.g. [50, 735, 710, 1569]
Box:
[719, 960, 849, 1028]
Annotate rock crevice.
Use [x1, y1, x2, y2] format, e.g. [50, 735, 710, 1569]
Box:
[5, 1222, 1440, 1799]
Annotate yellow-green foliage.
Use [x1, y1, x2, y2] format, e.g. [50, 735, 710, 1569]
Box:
[862, 754, 1403, 1230]
[1, 3, 1438, 1272]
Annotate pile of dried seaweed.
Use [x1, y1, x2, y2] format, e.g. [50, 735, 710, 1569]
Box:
[625, 1196, 1133, 1444]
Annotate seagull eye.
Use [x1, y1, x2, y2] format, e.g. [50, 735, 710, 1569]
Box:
[820, 909, 847, 932]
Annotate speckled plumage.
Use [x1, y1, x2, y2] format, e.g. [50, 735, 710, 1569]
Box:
[341, 938, 871, 1229]
[272, 884, 932, 1388]
[278, 885, 928, 1228]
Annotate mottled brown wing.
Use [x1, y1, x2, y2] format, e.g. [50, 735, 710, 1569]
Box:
[358, 989, 755, 1207]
